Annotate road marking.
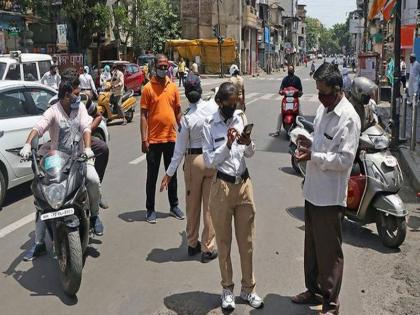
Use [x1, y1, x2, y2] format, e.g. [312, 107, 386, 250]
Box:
[245, 92, 260, 99]
[309, 94, 319, 102]
[0, 213, 35, 239]
[261, 93, 275, 100]
[129, 155, 146, 165]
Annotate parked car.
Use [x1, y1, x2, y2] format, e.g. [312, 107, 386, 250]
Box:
[93, 60, 144, 94]
[0, 80, 109, 208]
[0, 51, 52, 82]
[137, 54, 156, 69]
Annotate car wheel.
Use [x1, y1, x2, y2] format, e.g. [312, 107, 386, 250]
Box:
[0, 170, 6, 209]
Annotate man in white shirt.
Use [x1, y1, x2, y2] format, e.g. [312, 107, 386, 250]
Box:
[160, 74, 219, 263]
[408, 53, 420, 101]
[292, 63, 361, 315]
[400, 56, 407, 89]
[40, 65, 61, 90]
[79, 66, 98, 99]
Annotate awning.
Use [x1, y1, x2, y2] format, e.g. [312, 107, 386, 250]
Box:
[401, 24, 416, 49]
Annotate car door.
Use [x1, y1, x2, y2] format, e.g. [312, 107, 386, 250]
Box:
[130, 64, 143, 91]
[124, 65, 135, 91]
[0, 87, 42, 178]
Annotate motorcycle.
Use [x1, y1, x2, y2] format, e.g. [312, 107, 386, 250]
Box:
[97, 83, 136, 124]
[289, 116, 407, 248]
[28, 134, 91, 296]
[279, 86, 301, 135]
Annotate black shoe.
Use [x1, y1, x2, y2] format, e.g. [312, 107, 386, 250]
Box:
[99, 197, 109, 209]
[201, 250, 218, 263]
[90, 216, 104, 236]
[188, 241, 201, 256]
[23, 243, 47, 261]
[169, 206, 185, 220]
[146, 210, 157, 224]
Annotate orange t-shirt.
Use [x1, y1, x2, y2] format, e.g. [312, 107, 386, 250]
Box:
[140, 77, 181, 143]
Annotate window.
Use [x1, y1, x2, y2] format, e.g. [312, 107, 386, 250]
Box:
[23, 63, 38, 81]
[5, 64, 21, 80]
[27, 88, 56, 114]
[38, 60, 52, 78]
[130, 65, 139, 73]
[0, 90, 27, 119]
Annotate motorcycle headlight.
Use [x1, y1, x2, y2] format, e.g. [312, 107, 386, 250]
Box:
[43, 183, 67, 209]
[369, 135, 390, 150]
[384, 155, 398, 168]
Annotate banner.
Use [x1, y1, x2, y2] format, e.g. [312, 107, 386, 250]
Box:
[57, 24, 67, 45]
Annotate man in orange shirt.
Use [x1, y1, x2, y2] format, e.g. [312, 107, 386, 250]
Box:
[140, 54, 184, 223]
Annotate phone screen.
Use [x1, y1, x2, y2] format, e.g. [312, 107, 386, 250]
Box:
[243, 124, 254, 136]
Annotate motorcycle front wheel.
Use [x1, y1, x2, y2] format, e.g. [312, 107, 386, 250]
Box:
[375, 212, 406, 249]
[56, 226, 83, 296]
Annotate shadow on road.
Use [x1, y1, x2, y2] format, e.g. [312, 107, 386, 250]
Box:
[250, 293, 318, 315]
[146, 231, 200, 263]
[407, 208, 420, 232]
[280, 166, 301, 177]
[1, 181, 33, 209]
[2, 232, 78, 305]
[286, 206, 400, 254]
[118, 210, 170, 223]
[163, 291, 220, 315]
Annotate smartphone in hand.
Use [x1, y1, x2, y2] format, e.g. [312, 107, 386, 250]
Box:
[242, 123, 254, 136]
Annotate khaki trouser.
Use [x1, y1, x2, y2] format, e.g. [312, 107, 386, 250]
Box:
[209, 177, 256, 293]
[184, 154, 216, 253]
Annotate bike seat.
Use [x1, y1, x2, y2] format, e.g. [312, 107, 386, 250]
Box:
[121, 90, 134, 103]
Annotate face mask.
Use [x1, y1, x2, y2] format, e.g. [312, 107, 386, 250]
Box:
[220, 105, 235, 120]
[156, 69, 167, 78]
[318, 92, 337, 108]
[186, 90, 201, 103]
[70, 95, 81, 110]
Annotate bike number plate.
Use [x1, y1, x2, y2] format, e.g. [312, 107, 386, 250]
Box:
[286, 97, 294, 102]
[41, 208, 74, 221]
[286, 103, 294, 110]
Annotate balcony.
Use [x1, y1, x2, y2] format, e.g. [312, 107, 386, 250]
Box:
[243, 5, 259, 29]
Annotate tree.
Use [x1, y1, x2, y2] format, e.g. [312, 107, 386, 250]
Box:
[305, 17, 322, 51]
[331, 22, 351, 54]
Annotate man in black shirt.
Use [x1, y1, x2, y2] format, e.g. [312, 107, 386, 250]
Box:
[271, 65, 303, 137]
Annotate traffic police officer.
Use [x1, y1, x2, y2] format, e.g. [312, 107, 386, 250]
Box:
[202, 82, 263, 311]
[160, 74, 219, 263]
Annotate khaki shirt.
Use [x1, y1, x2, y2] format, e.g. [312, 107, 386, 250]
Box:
[111, 69, 125, 96]
[229, 75, 244, 99]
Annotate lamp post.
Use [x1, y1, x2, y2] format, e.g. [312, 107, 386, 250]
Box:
[391, 0, 402, 147]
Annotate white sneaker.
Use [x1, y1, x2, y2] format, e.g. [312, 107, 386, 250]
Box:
[240, 291, 264, 309]
[221, 289, 235, 310]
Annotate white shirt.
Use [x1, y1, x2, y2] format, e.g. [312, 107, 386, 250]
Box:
[203, 109, 255, 177]
[400, 61, 407, 76]
[100, 72, 112, 88]
[304, 96, 361, 207]
[41, 71, 61, 90]
[79, 73, 97, 95]
[166, 98, 219, 177]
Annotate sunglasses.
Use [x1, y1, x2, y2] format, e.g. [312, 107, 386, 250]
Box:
[157, 65, 168, 70]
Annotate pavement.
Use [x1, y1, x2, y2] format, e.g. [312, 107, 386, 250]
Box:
[0, 63, 419, 315]
[376, 100, 420, 191]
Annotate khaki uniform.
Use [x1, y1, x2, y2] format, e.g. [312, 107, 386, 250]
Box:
[202, 109, 257, 293]
[229, 75, 245, 111]
[166, 98, 219, 252]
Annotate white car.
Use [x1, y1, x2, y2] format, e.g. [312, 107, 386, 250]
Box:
[0, 51, 52, 82]
[0, 81, 109, 208]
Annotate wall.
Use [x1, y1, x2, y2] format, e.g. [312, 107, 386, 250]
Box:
[402, 0, 418, 26]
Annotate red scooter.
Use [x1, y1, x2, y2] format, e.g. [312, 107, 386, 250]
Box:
[279, 86, 301, 134]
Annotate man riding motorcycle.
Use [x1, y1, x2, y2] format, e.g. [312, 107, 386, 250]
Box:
[272, 65, 303, 137]
[21, 77, 104, 261]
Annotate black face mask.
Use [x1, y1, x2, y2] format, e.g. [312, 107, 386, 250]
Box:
[288, 71, 294, 76]
[186, 90, 202, 103]
[220, 105, 235, 120]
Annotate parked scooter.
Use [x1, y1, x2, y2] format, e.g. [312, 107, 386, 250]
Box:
[289, 117, 407, 248]
[97, 83, 136, 124]
[28, 134, 91, 296]
[279, 86, 301, 135]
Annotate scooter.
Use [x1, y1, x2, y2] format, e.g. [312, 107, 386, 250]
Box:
[28, 134, 91, 296]
[279, 86, 301, 135]
[289, 117, 407, 248]
[97, 84, 136, 124]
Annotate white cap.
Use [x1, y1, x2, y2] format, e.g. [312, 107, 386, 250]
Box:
[410, 53, 416, 57]
[229, 64, 239, 76]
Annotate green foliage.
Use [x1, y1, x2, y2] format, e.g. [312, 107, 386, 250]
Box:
[306, 16, 351, 55]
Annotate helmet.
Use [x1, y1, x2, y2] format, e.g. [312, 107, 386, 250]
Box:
[104, 65, 110, 72]
[351, 77, 378, 105]
[229, 64, 239, 76]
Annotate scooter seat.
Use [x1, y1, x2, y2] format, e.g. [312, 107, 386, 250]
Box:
[297, 117, 314, 133]
[121, 90, 134, 103]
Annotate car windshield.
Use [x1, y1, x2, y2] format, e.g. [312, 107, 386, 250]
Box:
[40, 150, 70, 176]
[0, 62, 6, 79]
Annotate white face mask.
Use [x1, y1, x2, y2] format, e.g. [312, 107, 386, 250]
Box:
[156, 69, 167, 78]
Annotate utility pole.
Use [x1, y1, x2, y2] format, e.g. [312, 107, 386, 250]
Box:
[391, 0, 402, 147]
[217, 0, 224, 78]
[363, 0, 369, 51]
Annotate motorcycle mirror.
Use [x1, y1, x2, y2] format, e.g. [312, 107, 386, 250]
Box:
[31, 136, 39, 151]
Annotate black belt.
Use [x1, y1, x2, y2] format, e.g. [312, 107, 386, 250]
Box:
[186, 148, 202, 155]
[217, 169, 249, 184]
[81, 88, 92, 91]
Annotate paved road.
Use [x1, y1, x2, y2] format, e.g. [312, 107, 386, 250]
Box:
[0, 64, 419, 315]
